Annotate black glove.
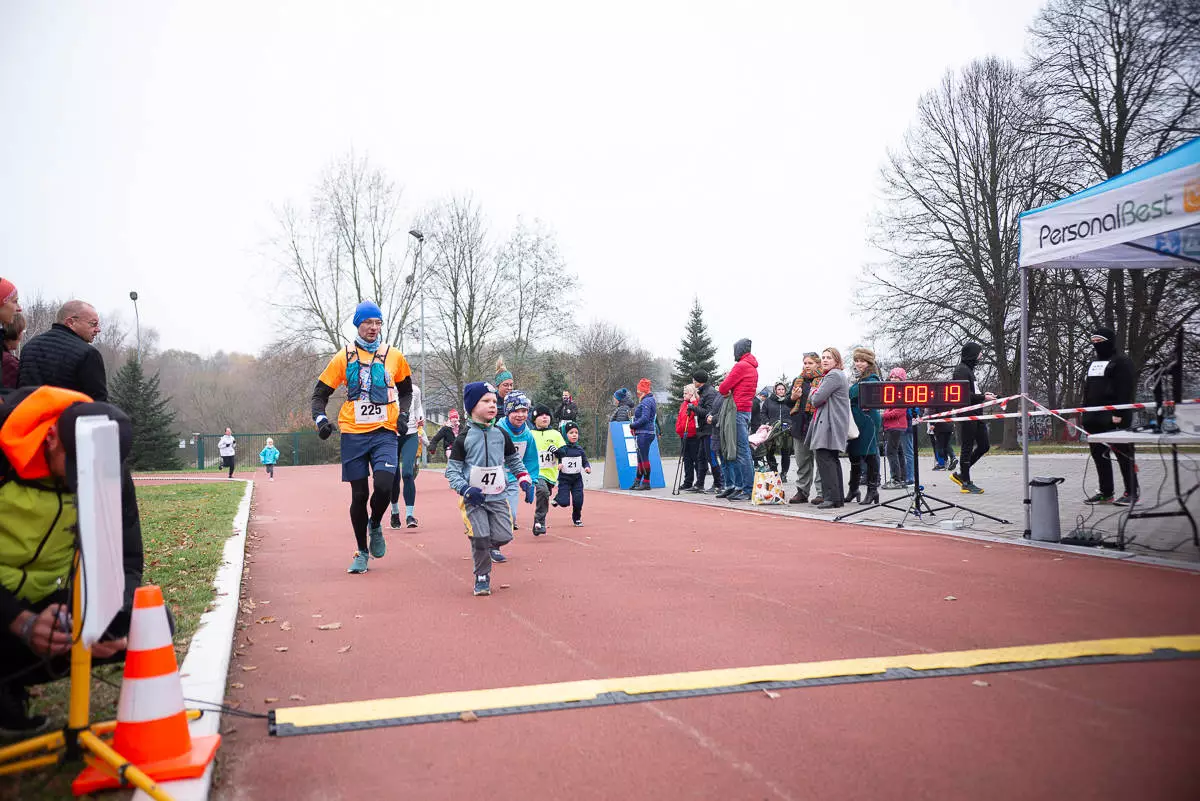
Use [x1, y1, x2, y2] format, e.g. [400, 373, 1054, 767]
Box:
[316, 416, 333, 440]
[546, 445, 559, 457]
[396, 411, 410, 433]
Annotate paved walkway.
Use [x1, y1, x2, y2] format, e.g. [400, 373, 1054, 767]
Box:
[214, 465, 1200, 800]
[606, 453, 1200, 566]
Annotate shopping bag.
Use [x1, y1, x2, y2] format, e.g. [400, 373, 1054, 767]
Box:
[752, 470, 786, 505]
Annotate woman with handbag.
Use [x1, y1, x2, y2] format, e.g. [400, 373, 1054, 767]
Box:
[846, 347, 883, 505]
[805, 348, 852, 509]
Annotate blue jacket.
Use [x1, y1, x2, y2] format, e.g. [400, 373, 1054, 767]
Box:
[445, 421, 529, 496]
[259, 446, 280, 465]
[631, 394, 657, 436]
[498, 419, 540, 484]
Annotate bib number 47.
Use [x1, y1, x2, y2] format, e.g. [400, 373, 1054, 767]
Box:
[479, 471, 498, 486]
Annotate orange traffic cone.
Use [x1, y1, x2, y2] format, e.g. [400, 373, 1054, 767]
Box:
[73, 585, 220, 795]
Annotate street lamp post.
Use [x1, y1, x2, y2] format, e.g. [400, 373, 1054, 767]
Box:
[129, 291, 141, 364]
[408, 229, 425, 463]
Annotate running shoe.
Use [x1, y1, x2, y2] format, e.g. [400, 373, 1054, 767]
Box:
[532, 522, 546, 536]
[347, 550, 370, 574]
[406, 516, 418, 529]
[368, 524, 386, 558]
[1113, 492, 1137, 506]
[949, 472, 964, 488]
[948, 456, 960, 471]
[960, 482, 984, 494]
[389, 512, 402, 529]
[473, 574, 491, 596]
[490, 548, 507, 563]
[573, 520, 584, 527]
[1083, 492, 1113, 505]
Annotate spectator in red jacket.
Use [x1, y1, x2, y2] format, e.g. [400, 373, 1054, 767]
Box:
[881, 366, 910, 488]
[675, 384, 700, 490]
[717, 338, 758, 501]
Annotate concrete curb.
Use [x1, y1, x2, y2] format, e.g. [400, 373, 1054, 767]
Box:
[595, 488, 1200, 574]
[130, 479, 254, 801]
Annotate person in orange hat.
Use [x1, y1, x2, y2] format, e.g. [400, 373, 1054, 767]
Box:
[0, 386, 151, 737]
[628, 378, 658, 490]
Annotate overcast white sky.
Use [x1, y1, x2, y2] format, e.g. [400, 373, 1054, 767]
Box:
[1, 0, 1046, 384]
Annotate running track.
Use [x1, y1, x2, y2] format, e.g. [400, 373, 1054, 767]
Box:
[214, 466, 1200, 801]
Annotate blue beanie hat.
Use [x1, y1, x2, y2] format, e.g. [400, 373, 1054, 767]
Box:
[353, 300, 383, 327]
[463, 381, 496, 416]
[613, 388, 630, 403]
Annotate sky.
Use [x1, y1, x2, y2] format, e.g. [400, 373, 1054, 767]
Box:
[1, 0, 1047, 385]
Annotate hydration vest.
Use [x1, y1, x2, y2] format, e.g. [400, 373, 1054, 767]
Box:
[345, 344, 396, 406]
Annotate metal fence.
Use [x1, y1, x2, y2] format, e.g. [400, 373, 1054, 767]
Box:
[194, 432, 341, 470]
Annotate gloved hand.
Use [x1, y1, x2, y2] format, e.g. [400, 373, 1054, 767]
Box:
[545, 445, 558, 457]
[396, 411, 410, 433]
[463, 487, 485, 507]
[316, 416, 333, 440]
[521, 479, 534, 504]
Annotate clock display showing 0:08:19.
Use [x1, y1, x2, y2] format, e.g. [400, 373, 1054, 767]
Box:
[859, 381, 970, 409]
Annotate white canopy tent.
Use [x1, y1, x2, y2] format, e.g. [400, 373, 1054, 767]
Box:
[1015, 137, 1200, 536]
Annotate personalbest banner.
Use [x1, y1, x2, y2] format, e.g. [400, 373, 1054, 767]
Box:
[1020, 158, 1200, 268]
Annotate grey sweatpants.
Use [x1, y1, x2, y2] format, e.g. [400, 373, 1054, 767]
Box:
[792, 436, 822, 497]
[462, 495, 514, 576]
[534, 478, 553, 525]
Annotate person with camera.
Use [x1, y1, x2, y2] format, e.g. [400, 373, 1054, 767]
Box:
[0, 387, 149, 736]
[310, 301, 414, 575]
[675, 384, 700, 491]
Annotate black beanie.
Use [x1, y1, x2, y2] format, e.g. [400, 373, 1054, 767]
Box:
[692, 370, 708, 383]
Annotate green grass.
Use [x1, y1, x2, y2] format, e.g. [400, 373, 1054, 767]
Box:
[0, 482, 245, 801]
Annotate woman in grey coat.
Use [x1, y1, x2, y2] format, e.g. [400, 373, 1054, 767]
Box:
[805, 348, 851, 509]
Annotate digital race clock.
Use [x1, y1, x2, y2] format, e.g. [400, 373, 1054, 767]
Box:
[858, 381, 970, 409]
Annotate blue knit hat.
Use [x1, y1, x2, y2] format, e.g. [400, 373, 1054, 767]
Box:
[613, 388, 630, 403]
[504, 390, 532, 416]
[463, 381, 496, 416]
[353, 300, 383, 327]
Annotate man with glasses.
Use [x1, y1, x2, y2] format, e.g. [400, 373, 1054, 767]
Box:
[17, 300, 108, 401]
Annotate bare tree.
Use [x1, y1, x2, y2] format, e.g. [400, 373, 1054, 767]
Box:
[421, 196, 507, 407]
[494, 217, 578, 377]
[1028, 0, 1200, 372]
[864, 58, 1066, 446]
[269, 152, 423, 354]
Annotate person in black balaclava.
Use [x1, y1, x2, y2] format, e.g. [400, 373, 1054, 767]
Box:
[950, 342, 994, 494]
[1081, 326, 1138, 505]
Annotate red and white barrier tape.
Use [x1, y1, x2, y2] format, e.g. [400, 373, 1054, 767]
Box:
[919, 394, 1022, 421]
[916, 398, 1197, 425]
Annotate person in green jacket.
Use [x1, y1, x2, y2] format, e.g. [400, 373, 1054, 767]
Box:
[259, 437, 281, 482]
[529, 405, 566, 536]
[847, 347, 883, 505]
[0, 386, 146, 737]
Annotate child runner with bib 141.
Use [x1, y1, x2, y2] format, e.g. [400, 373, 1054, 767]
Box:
[529, 405, 566, 536]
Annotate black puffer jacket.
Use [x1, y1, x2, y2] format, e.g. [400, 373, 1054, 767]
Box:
[694, 383, 720, 434]
[951, 342, 984, 406]
[17, 324, 108, 401]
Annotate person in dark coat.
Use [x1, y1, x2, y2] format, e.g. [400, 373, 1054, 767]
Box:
[554, 391, 579, 425]
[428, 409, 461, 463]
[17, 300, 108, 402]
[761, 382, 793, 480]
[847, 347, 882, 505]
[1081, 326, 1138, 505]
[610, 388, 635, 422]
[950, 342, 993, 494]
[691, 371, 723, 493]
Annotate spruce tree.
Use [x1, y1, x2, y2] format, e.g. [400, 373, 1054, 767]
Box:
[109, 359, 182, 470]
[669, 298, 722, 405]
[537, 352, 571, 409]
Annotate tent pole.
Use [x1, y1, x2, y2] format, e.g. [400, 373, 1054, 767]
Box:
[1020, 265, 1031, 539]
